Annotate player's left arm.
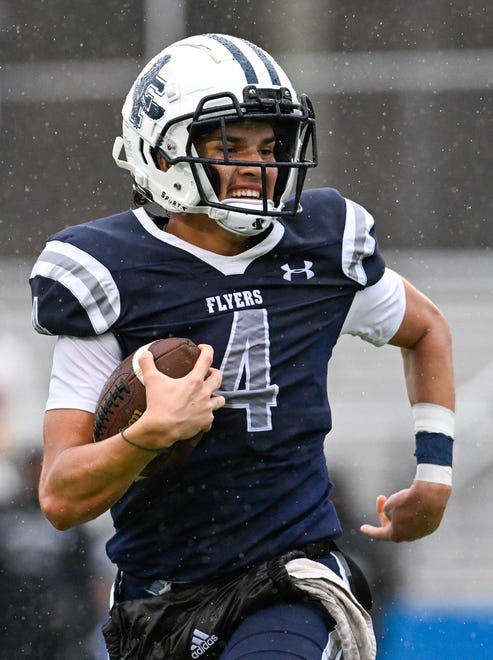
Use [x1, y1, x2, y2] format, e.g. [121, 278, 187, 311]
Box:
[360, 278, 455, 542]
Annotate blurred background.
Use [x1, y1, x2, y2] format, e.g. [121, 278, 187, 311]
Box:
[0, 1, 491, 657]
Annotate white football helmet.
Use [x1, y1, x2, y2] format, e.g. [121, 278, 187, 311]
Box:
[113, 33, 317, 235]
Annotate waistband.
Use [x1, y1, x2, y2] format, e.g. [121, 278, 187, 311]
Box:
[117, 538, 339, 601]
[297, 538, 338, 559]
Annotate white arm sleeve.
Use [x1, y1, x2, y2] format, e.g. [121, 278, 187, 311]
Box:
[46, 333, 122, 412]
[340, 268, 406, 346]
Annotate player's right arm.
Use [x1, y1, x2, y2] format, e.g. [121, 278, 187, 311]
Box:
[40, 342, 224, 530]
[28, 233, 224, 528]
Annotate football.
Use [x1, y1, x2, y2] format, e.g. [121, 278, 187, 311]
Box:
[93, 337, 203, 477]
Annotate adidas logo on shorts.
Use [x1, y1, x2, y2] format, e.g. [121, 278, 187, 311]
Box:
[190, 628, 219, 658]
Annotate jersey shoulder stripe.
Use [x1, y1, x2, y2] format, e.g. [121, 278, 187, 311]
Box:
[30, 239, 121, 335]
[341, 199, 377, 286]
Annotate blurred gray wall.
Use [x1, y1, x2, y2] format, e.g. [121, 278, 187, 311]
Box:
[1, 0, 491, 257]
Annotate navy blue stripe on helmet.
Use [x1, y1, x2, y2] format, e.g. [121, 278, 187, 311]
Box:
[206, 34, 258, 84]
[243, 39, 281, 86]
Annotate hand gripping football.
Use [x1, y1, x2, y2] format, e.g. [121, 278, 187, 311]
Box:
[93, 337, 202, 477]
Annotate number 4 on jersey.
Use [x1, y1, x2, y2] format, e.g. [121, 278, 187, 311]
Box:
[218, 309, 278, 432]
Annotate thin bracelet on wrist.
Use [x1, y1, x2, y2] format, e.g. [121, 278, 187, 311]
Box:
[120, 427, 165, 455]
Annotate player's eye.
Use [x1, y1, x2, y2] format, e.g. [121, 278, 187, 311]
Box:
[210, 142, 233, 158]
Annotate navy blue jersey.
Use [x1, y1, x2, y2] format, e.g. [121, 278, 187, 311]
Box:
[30, 188, 385, 584]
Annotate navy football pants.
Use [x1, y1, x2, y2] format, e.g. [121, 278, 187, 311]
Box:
[219, 553, 345, 659]
[219, 599, 338, 659]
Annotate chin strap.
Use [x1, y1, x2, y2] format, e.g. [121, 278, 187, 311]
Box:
[208, 198, 276, 236]
[149, 195, 276, 237]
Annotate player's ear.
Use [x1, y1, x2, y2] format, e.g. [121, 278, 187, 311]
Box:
[156, 152, 170, 172]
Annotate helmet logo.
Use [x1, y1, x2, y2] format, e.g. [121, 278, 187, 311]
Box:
[130, 54, 171, 129]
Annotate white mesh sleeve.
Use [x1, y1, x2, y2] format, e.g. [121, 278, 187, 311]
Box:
[340, 268, 406, 346]
[46, 333, 122, 412]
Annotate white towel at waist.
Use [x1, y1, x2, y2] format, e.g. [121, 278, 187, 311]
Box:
[286, 557, 376, 660]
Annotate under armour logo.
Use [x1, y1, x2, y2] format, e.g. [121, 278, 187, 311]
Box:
[281, 261, 315, 281]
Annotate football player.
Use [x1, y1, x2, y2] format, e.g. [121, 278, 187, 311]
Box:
[30, 34, 454, 659]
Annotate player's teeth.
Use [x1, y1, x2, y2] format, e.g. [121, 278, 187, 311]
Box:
[231, 190, 260, 198]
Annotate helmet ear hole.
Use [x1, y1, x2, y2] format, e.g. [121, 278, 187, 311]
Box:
[153, 148, 170, 172]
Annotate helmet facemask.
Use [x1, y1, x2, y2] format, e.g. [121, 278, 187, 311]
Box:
[155, 87, 317, 235]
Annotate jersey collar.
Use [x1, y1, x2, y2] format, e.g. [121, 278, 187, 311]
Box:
[132, 207, 285, 275]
